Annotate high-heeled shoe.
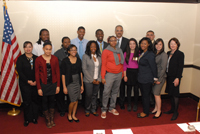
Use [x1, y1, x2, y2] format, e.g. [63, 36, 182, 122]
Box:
[153, 112, 162, 119]
[72, 118, 79, 123]
[149, 111, 157, 114]
[171, 112, 179, 121]
[67, 116, 73, 122]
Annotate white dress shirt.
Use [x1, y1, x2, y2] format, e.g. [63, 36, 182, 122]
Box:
[92, 54, 99, 79]
[32, 41, 55, 56]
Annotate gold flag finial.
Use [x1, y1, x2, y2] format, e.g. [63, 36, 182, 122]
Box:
[3, 0, 7, 10]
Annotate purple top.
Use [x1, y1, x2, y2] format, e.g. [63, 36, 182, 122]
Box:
[123, 52, 139, 71]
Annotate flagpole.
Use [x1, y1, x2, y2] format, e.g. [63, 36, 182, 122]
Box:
[2, 0, 21, 116]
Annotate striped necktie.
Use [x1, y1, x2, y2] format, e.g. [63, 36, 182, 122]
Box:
[100, 43, 103, 53]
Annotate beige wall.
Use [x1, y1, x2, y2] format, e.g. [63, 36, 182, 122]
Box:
[191, 4, 200, 97]
[0, 1, 199, 103]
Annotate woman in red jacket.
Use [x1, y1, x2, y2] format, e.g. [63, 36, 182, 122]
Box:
[35, 41, 60, 128]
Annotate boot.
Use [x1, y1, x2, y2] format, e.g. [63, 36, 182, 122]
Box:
[49, 109, 56, 127]
[43, 110, 52, 128]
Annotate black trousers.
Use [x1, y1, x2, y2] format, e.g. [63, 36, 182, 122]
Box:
[119, 79, 125, 106]
[139, 83, 152, 115]
[20, 84, 38, 122]
[55, 81, 68, 113]
[127, 85, 139, 105]
[42, 95, 55, 111]
[99, 82, 104, 106]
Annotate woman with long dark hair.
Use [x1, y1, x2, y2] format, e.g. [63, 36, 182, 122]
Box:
[32, 29, 55, 56]
[101, 36, 124, 119]
[16, 41, 38, 127]
[123, 38, 139, 112]
[82, 41, 101, 117]
[151, 38, 168, 119]
[137, 37, 157, 118]
[61, 45, 84, 123]
[35, 41, 60, 128]
[164, 38, 184, 121]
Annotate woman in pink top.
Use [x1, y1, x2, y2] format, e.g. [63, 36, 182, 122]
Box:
[124, 38, 139, 112]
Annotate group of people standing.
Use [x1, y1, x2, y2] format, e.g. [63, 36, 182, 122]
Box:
[16, 25, 184, 128]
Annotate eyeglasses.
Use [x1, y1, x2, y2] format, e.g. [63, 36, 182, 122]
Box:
[109, 40, 117, 42]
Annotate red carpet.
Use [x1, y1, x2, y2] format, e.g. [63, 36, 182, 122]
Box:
[0, 97, 198, 134]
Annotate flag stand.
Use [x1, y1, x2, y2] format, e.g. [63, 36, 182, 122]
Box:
[7, 108, 20, 116]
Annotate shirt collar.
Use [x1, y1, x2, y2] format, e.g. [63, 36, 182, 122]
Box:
[91, 54, 97, 58]
[97, 40, 104, 45]
[117, 37, 122, 42]
[78, 38, 84, 43]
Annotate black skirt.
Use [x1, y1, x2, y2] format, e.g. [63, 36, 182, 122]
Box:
[126, 68, 138, 86]
[41, 82, 57, 96]
[165, 76, 181, 97]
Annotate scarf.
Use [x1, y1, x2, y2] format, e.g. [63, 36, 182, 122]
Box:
[106, 45, 124, 65]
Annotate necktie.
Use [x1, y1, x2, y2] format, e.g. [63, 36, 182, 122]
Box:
[116, 39, 119, 48]
[79, 41, 83, 60]
[100, 43, 103, 53]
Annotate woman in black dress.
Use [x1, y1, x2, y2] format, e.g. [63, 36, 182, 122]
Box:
[16, 41, 38, 127]
[164, 38, 184, 121]
[61, 45, 84, 123]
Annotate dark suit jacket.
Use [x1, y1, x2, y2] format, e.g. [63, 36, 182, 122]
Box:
[167, 50, 184, 79]
[120, 37, 129, 53]
[97, 41, 109, 54]
[138, 50, 157, 84]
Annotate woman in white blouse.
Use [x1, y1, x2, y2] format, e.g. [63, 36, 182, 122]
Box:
[82, 41, 102, 117]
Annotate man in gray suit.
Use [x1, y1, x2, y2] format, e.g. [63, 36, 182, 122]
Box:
[95, 29, 109, 107]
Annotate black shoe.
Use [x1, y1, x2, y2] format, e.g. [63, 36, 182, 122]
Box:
[171, 112, 179, 121]
[73, 118, 80, 123]
[85, 113, 90, 117]
[60, 112, 65, 117]
[137, 113, 149, 118]
[120, 105, 125, 110]
[24, 121, 29, 127]
[153, 112, 162, 119]
[67, 117, 73, 122]
[149, 111, 157, 114]
[127, 105, 131, 112]
[164, 110, 174, 114]
[32, 119, 38, 124]
[133, 105, 137, 112]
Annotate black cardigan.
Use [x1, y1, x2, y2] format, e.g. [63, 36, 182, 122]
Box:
[16, 54, 38, 86]
[61, 57, 82, 86]
[167, 50, 184, 79]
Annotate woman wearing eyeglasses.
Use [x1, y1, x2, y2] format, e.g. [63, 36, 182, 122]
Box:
[101, 36, 124, 119]
[16, 41, 38, 127]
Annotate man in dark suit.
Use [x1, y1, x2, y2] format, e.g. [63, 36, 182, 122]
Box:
[146, 30, 156, 50]
[96, 29, 109, 53]
[115, 25, 129, 109]
[146, 30, 156, 107]
[95, 29, 109, 107]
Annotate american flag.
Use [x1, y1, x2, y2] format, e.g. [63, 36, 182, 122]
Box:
[0, 4, 21, 106]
